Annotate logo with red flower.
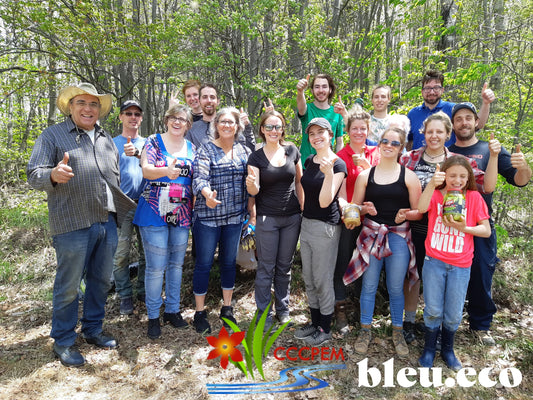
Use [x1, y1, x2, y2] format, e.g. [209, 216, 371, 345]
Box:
[207, 326, 245, 369]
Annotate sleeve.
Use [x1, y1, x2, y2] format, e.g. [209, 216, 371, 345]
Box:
[240, 124, 256, 152]
[192, 145, 212, 196]
[469, 191, 490, 223]
[26, 132, 57, 192]
[469, 158, 485, 188]
[145, 136, 160, 166]
[335, 114, 344, 138]
[247, 150, 261, 169]
[334, 158, 348, 177]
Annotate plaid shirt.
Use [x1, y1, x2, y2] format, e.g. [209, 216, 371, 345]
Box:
[343, 218, 418, 288]
[193, 141, 251, 226]
[27, 118, 136, 235]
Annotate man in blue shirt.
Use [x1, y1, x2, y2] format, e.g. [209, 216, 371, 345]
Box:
[407, 70, 495, 150]
[112, 100, 147, 315]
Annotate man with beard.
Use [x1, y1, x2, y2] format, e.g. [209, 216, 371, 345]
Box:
[296, 74, 344, 164]
[368, 84, 392, 143]
[449, 102, 531, 345]
[407, 70, 495, 150]
[185, 83, 255, 151]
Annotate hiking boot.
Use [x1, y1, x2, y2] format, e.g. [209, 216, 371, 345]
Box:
[403, 321, 416, 344]
[193, 310, 211, 334]
[163, 312, 188, 329]
[303, 327, 332, 346]
[335, 301, 349, 334]
[471, 329, 495, 346]
[392, 327, 409, 357]
[354, 327, 372, 355]
[220, 306, 237, 329]
[119, 297, 134, 315]
[294, 324, 317, 339]
[147, 318, 161, 339]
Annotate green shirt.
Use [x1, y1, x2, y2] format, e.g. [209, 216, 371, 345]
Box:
[298, 102, 344, 166]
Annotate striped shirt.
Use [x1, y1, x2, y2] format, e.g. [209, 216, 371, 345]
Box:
[27, 118, 136, 235]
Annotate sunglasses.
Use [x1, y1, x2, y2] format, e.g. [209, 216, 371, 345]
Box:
[124, 112, 142, 117]
[380, 138, 402, 147]
[263, 124, 283, 132]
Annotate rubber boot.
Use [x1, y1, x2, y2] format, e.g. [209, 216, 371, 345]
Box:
[418, 326, 440, 368]
[441, 327, 462, 371]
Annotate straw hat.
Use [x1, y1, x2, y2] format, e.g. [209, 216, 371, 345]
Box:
[56, 83, 113, 119]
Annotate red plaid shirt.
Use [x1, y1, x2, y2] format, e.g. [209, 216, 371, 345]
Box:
[343, 218, 419, 288]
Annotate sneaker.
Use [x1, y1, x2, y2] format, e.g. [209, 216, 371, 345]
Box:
[194, 311, 212, 334]
[147, 318, 161, 339]
[354, 329, 372, 355]
[220, 306, 237, 329]
[277, 314, 294, 327]
[303, 327, 332, 346]
[403, 321, 416, 344]
[119, 297, 134, 315]
[294, 324, 317, 339]
[335, 301, 349, 333]
[163, 312, 188, 329]
[392, 328, 409, 357]
[471, 329, 496, 346]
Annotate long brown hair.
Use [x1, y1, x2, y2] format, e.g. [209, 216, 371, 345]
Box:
[258, 111, 287, 144]
[436, 155, 477, 191]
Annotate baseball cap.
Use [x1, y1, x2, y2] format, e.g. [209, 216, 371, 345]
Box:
[452, 102, 477, 120]
[305, 117, 332, 135]
[120, 100, 143, 113]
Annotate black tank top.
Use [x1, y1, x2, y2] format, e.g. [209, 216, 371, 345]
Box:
[365, 165, 410, 226]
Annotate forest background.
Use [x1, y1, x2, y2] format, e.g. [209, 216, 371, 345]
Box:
[0, 0, 532, 399]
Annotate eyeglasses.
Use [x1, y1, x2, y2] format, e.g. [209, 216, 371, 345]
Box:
[422, 86, 443, 93]
[124, 111, 142, 117]
[380, 138, 402, 147]
[263, 124, 283, 132]
[73, 100, 100, 109]
[168, 116, 188, 124]
[219, 120, 236, 126]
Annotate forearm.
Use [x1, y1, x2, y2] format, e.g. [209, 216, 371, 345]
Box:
[297, 91, 307, 117]
[418, 183, 436, 213]
[514, 165, 532, 186]
[477, 102, 490, 129]
[318, 173, 337, 208]
[482, 155, 498, 193]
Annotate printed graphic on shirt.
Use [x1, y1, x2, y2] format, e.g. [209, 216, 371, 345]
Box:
[429, 203, 466, 254]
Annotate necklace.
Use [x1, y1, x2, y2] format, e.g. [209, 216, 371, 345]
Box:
[423, 150, 445, 161]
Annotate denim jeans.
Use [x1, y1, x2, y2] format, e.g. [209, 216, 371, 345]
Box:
[51, 214, 117, 346]
[113, 209, 146, 299]
[140, 225, 189, 319]
[466, 230, 498, 330]
[192, 221, 243, 295]
[423, 256, 471, 331]
[254, 213, 301, 317]
[360, 231, 410, 327]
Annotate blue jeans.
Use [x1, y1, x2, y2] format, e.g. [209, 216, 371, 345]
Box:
[254, 214, 301, 317]
[423, 256, 471, 331]
[140, 225, 189, 319]
[113, 209, 145, 299]
[466, 230, 498, 330]
[360, 232, 410, 327]
[51, 214, 117, 346]
[192, 221, 243, 295]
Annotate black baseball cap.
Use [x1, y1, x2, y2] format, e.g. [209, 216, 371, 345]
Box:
[120, 100, 143, 113]
[452, 102, 477, 120]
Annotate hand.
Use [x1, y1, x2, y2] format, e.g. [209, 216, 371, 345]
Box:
[362, 201, 377, 216]
[205, 189, 221, 209]
[431, 164, 446, 187]
[296, 74, 310, 92]
[481, 82, 496, 105]
[334, 95, 347, 117]
[240, 107, 250, 126]
[51, 152, 74, 184]
[246, 168, 258, 189]
[395, 208, 410, 224]
[352, 153, 370, 169]
[124, 136, 137, 157]
[442, 214, 466, 231]
[488, 132, 501, 157]
[169, 89, 180, 107]
[511, 144, 528, 170]
[263, 98, 274, 113]
[166, 158, 180, 180]
[318, 157, 334, 176]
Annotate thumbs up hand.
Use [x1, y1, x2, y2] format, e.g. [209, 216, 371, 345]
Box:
[296, 74, 310, 92]
[124, 136, 137, 156]
[239, 107, 250, 126]
[334, 95, 347, 117]
[205, 189, 222, 209]
[246, 167, 258, 191]
[432, 163, 446, 187]
[511, 143, 528, 171]
[51, 152, 74, 184]
[166, 158, 181, 179]
[488, 132, 501, 157]
[481, 82, 496, 105]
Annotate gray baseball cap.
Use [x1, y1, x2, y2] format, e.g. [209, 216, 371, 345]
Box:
[305, 117, 332, 135]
